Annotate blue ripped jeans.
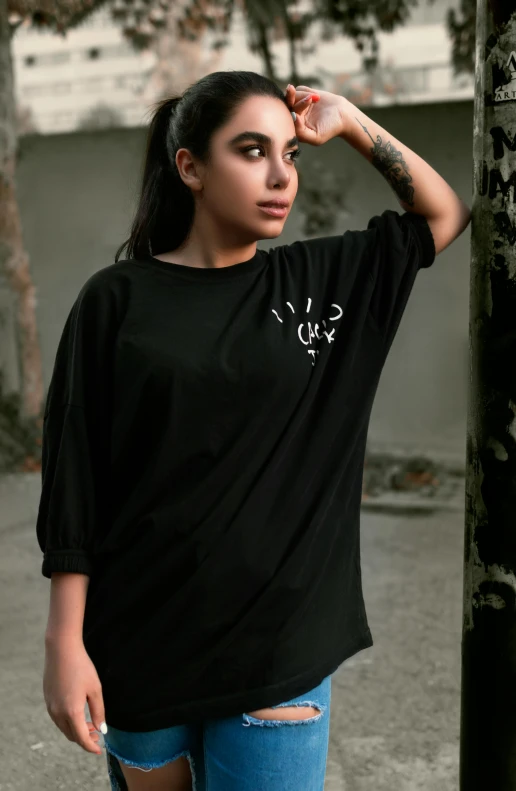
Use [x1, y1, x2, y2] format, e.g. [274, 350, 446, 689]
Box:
[103, 674, 332, 791]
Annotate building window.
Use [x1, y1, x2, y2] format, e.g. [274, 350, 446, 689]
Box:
[103, 43, 133, 58]
[396, 66, 429, 94]
[38, 52, 71, 66]
[82, 43, 133, 61]
[114, 74, 141, 90]
[53, 82, 71, 95]
[23, 82, 72, 97]
[76, 77, 108, 92]
[24, 85, 45, 97]
[53, 111, 75, 125]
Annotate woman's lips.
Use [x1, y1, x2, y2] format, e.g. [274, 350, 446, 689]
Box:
[258, 205, 288, 218]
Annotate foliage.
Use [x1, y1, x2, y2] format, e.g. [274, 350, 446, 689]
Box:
[8, 0, 477, 80]
[8, 0, 111, 33]
[446, 0, 476, 77]
[0, 369, 43, 473]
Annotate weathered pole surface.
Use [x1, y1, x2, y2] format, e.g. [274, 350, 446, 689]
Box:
[461, 1, 516, 788]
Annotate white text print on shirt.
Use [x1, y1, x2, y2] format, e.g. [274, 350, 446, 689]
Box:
[271, 297, 343, 367]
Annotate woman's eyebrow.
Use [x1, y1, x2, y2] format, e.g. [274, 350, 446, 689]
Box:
[228, 131, 299, 148]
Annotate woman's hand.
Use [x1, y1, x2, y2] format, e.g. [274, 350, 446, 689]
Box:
[43, 635, 106, 756]
[285, 84, 349, 146]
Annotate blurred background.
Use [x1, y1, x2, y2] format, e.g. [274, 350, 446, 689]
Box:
[0, 1, 477, 788]
[10, 0, 475, 135]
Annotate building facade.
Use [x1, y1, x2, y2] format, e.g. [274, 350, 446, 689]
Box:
[12, 6, 157, 134]
[11, 0, 474, 134]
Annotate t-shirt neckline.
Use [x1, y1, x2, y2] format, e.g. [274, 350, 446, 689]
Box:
[139, 249, 265, 281]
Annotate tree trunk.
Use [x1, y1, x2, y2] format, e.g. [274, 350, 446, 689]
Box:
[461, 0, 516, 787]
[281, 11, 300, 86]
[0, 0, 44, 420]
[254, 20, 276, 83]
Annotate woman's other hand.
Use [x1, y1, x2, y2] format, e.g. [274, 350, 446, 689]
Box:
[43, 635, 106, 755]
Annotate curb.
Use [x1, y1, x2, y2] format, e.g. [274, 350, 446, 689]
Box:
[361, 491, 465, 514]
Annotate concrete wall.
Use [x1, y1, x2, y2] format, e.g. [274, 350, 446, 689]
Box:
[15, 99, 473, 461]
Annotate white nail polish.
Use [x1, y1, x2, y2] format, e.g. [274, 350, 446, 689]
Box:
[100, 722, 108, 734]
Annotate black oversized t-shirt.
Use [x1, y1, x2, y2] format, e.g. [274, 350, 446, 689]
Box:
[36, 209, 435, 731]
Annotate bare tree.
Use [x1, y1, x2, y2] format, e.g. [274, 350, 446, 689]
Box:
[15, 102, 39, 135]
[1, 0, 45, 436]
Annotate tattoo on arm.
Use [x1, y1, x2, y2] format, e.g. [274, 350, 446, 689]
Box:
[355, 118, 415, 207]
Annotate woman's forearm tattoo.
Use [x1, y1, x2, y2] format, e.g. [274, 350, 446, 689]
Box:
[355, 118, 415, 207]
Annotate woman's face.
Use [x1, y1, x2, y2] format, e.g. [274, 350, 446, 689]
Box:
[181, 95, 300, 242]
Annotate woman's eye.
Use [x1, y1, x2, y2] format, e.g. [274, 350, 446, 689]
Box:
[243, 146, 301, 162]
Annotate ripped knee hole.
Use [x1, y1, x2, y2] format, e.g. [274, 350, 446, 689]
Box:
[246, 706, 321, 721]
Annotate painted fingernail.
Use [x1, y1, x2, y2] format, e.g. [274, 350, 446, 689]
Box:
[311, 95, 320, 102]
[100, 722, 108, 734]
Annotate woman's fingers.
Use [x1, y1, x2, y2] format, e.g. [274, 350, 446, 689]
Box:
[49, 712, 102, 754]
[293, 94, 314, 107]
[285, 84, 312, 107]
[66, 712, 103, 755]
[55, 717, 76, 743]
[48, 705, 102, 754]
[285, 85, 319, 126]
[87, 722, 101, 743]
[87, 687, 107, 737]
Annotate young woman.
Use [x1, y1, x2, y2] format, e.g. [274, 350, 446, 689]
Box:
[37, 70, 470, 791]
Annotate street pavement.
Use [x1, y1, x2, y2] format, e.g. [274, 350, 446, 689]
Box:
[0, 472, 464, 790]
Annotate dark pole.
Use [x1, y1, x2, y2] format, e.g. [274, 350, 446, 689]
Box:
[460, 1, 516, 788]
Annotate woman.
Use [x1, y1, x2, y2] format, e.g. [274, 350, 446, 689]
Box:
[37, 70, 470, 791]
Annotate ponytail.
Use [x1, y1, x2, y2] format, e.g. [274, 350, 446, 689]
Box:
[115, 96, 194, 262]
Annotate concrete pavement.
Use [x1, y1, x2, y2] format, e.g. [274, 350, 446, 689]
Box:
[0, 472, 464, 790]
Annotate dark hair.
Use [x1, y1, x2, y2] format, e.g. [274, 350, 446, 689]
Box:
[115, 71, 288, 262]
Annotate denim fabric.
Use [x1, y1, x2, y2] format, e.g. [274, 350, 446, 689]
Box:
[104, 673, 332, 791]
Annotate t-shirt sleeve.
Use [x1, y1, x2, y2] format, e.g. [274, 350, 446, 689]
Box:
[280, 208, 435, 356]
[366, 209, 435, 346]
[36, 270, 119, 579]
